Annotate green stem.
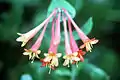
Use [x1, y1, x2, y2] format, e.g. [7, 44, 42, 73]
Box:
[71, 65, 76, 80]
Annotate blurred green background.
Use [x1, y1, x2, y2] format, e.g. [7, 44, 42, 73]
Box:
[0, 0, 120, 80]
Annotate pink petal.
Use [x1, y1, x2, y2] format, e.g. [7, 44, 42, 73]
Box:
[31, 21, 49, 50]
[63, 8, 89, 42]
[68, 19, 79, 52]
[54, 12, 61, 45]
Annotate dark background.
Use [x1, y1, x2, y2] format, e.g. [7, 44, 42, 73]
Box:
[0, 0, 120, 80]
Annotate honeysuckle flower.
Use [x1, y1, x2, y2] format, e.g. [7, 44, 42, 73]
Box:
[23, 20, 49, 63]
[23, 49, 41, 63]
[63, 17, 80, 67]
[16, 8, 57, 47]
[43, 52, 61, 73]
[41, 53, 61, 74]
[16, 7, 99, 72]
[40, 59, 55, 70]
[63, 8, 99, 52]
[41, 11, 62, 74]
[63, 52, 80, 67]
[80, 38, 98, 52]
[68, 19, 85, 62]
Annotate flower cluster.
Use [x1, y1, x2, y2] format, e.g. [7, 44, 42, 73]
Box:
[16, 8, 98, 73]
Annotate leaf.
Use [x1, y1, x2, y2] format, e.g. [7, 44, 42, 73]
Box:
[87, 64, 109, 80]
[47, 0, 76, 21]
[75, 63, 109, 80]
[52, 68, 71, 80]
[88, 46, 119, 75]
[81, 17, 93, 35]
[54, 68, 71, 76]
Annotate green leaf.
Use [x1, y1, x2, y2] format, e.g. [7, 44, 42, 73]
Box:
[88, 64, 109, 80]
[89, 46, 119, 75]
[47, 0, 76, 21]
[54, 68, 71, 76]
[52, 68, 71, 80]
[81, 17, 93, 35]
[76, 63, 109, 80]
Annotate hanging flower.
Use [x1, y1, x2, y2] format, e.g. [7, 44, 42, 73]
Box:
[68, 19, 85, 63]
[80, 38, 98, 52]
[16, 8, 57, 47]
[62, 17, 80, 67]
[16, 27, 40, 47]
[40, 11, 62, 74]
[43, 52, 61, 73]
[16, 7, 99, 72]
[23, 19, 49, 62]
[23, 49, 41, 63]
[63, 8, 99, 52]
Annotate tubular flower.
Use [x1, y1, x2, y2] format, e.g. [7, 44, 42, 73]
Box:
[41, 11, 62, 74]
[16, 8, 57, 47]
[23, 49, 41, 63]
[63, 17, 80, 67]
[16, 26, 42, 47]
[68, 19, 85, 63]
[16, 7, 99, 72]
[63, 8, 99, 52]
[23, 21, 49, 62]
[43, 52, 61, 73]
[80, 38, 98, 52]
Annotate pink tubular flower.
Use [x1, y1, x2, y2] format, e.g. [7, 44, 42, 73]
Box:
[63, 8, 99, 52]
[54, 9, 61, 45]
[63, 16, 80, 67]
[16, 8, 57, 47]
[23, 20, 49, 63]
[68, 19, 85, 63]
[16, 7, 99, 72]
[41, 11, 62, 74]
